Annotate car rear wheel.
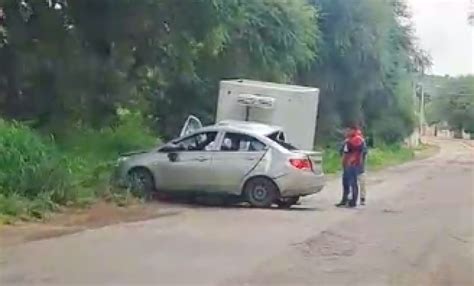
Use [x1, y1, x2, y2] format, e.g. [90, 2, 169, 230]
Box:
[244, 177, 278, 208]
[277, 197, 300, 208]
[128, 168, 156, 200]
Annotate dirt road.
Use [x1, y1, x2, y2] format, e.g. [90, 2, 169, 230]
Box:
[1, 139, 473, 285]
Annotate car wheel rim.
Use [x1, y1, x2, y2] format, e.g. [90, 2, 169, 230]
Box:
[252, 185, 268, 201]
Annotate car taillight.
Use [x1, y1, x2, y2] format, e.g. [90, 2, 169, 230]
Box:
[289, 158, 313, 171]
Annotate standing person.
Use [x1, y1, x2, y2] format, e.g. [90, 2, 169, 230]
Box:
[336, 125, 364, 208]
[358, 131, 368, 205]
[339, 129, 368, 205]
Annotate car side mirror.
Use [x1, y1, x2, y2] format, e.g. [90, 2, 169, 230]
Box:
[168, 152, 179, 162]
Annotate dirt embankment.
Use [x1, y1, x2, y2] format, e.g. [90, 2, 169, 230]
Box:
[0, 202, 179, 247]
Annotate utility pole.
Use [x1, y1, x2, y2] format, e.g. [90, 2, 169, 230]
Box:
[419, 67, 426, 137]
[419, 81, 425, 136]
[408, 75, 421, 147]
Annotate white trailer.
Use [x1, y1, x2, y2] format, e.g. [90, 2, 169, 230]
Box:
[216, 79, 320, 150]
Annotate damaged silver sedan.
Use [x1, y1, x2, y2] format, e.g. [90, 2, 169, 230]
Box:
[114, 118, 325, 208]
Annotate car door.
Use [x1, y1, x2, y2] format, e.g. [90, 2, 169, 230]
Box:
[179, 115, 203, 138]
[156, 131, 218, 191]
[210, 132, 268, 194]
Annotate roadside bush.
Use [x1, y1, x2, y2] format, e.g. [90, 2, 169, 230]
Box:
[0, 192, 59, 219]
[322, 148, 341, 174]
[322, 144, 415, 174]
[0, 193, 29, 217]
[371, 116, 413, 145]
[48, 110, 154, 190]
[0, 119, 74, 201]
[0, 119, 76, 219]
[56, 110, 157, 200]
[58, 109, 157, 161]
[367, 144, 414, 170]
[0, 111, 158, 220]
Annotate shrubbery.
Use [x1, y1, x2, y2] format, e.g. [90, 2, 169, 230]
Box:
[58, 109, 157, 161]
[322, 144, 415, 174]
[0, 111, 157, 220]
[0, 119, 72, 218]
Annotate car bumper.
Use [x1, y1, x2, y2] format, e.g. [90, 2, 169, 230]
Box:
[274, 172, 325, 197]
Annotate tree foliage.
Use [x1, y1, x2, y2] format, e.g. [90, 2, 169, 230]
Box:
[299, 0, 428, 144]
[0, 0, 426, 143]
[426, 76, 474, 133]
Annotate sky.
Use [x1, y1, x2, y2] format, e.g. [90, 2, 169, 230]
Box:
[408, 0, 473, 76]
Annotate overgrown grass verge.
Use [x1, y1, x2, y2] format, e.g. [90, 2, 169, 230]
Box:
[322, 144, 418, 174]
[0, 111, 157, 223]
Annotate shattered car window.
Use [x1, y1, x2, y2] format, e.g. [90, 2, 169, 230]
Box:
[267, 132, 298, 150]
[177, 132, 217, 151]
[221, 133, 266, 152]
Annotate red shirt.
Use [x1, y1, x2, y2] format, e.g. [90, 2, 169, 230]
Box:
[342, 133, 364, 167]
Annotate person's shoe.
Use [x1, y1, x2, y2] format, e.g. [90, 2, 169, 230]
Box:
[335, 201, 347, 207]
[348, 201, 357, 208]
[360, 198, 366, 205]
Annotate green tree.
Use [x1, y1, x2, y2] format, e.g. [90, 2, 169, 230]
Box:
[0, 0, 320, 138]
[299, 0, 427, 144]
[427, 76, 474, 133]
[0, 0, 427, 144]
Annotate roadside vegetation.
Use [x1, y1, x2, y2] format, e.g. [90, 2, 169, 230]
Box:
[323, 144, 415, 175]
[0, 112, 156, 222]
[425, 75, 474, 136]
[0, 0, 432, 221]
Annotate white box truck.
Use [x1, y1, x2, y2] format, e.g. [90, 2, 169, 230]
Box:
[216, 79, 320, 150]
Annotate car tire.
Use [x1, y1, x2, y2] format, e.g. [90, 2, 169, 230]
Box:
[128, 168, 156, 200]
[277, 197, 300, 209]
[244, 177, 278, 208]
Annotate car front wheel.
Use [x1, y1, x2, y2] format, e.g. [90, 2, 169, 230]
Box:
[244, 177, 278, 208]
[127, 168, 156, 200]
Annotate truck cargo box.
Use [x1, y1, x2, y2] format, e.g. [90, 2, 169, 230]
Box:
[216, 79, 320, 150]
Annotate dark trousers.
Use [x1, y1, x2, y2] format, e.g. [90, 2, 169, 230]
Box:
[342, 166, 359, 205]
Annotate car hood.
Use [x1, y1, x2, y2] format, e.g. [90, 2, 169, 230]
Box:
[119, 149, 153, 157]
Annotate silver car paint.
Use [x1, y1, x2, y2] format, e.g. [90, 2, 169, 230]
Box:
[115, 122, 325, 197]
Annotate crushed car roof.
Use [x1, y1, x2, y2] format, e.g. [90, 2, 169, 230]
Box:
[214, 120, 282, 136]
